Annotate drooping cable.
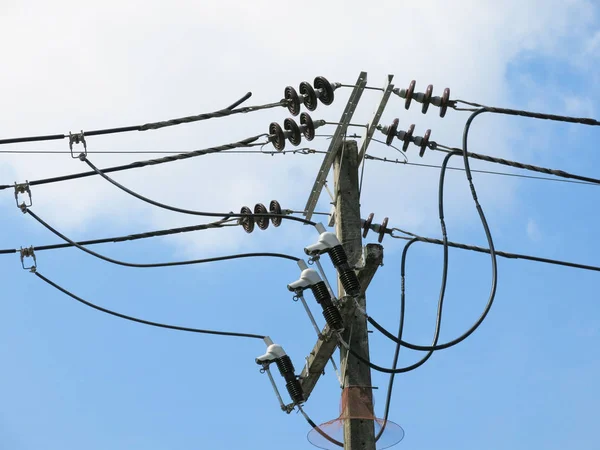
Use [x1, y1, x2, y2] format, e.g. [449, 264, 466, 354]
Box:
[33, 271, 267, 340]
[375, 238, 440, 439]
[24, 208, 300, 267]
[73, 154, 316, 226]
[0, 92, 290, 146]
[336, 233, 448, 374]
[297, 405, 344, 448]
[366, 146, 498, 352]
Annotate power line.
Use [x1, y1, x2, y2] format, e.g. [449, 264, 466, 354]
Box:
[24, 208, 300, 267]
[78, 155, 316, 226]
[0, 92, 292, 146]
[34, 271, 267, 340]
[0, 218, 237, 255]
[0, 134, 267, 190]
[434, 144, 600, 185]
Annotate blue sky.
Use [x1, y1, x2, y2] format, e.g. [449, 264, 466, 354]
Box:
[0, 1, 599, 449]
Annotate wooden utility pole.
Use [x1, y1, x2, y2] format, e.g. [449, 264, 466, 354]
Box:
[334, 140, 376, 450]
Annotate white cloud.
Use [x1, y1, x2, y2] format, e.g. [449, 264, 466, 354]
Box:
[526, 218, 542, 242]
[0, 0, 596, 255]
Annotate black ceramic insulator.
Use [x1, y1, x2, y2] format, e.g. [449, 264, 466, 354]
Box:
[310, 281, 330, 305]
[300, 112, 316, 141]
[322, 304, 344, 331]
[314, 76, 335, 106]
[284, 86, 301, 116]
[328, 244, 349, 268]
[254, 203, 269, 230]
[275, 355, 295, 378]
[338, 269, 361, 297]
[269, 122, 286, 151]
[286, 379, 305, 404]
[239, 206, 255, 233]
[269, 200, 282, 227]
[284, 118, 302, 146]
[299, 82, 318, 111]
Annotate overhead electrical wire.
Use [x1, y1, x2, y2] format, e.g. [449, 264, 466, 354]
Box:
[433, 144, 600, 185]
[0, 218, 237, 255]
[33, 271, 267, 340]
[77, 155, 316, 226]
[365, 103, 600, 353]
[0, 135, 267, 191]
[389, 230, 600, 272]
[0, 91, 291, 146]
[364, 146, 498, 352]
[23, 208, 300, 267]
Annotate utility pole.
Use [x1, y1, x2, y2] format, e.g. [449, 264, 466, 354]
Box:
[334, 140, 376, 450]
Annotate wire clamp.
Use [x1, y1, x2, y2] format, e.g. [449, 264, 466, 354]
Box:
[20, 246, 37, 272]
[14, 181, 32, 212]
[69, 130, 87, 158]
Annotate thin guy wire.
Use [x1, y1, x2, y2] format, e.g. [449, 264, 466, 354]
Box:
[0, 135, 268, 191]
[0, 149, 329, 155]
[24, 208, 300, 266]
[34, 271, 267, 340]
[434, 144, 600, 185]
[364, 154, 597, 186]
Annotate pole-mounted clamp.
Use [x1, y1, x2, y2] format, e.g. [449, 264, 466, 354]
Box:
[69, 130, 87, 158]
[14, 182, 32, 213]
[20, 246, 37, 272]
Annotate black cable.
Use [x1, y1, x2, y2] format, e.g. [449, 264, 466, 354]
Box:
[298, 406, 343, 448]
[0, 148, 327, 155]
[364, 154, 598, 186]
[375, 238, 441, 438]
[453, 101, 600, 127]
[435, 144, 600, 185]
[78, 155, 316, 226]
[0, 135, 266, 191]
[0, 219, 236, 255]
[390, 233, 600, 272]
[367, 145, 498, 352]
[24, 208, 300, 266]
[33, 271, 267, 340]
[0, 92, 289, 146]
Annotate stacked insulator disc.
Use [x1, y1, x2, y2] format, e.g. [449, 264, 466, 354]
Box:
[393, 80, 452, 117]
[283, 76, 336, 116]
[239, 200, 285, 232]
[380, 121, 433, 157]
[268, 113, 322, 150]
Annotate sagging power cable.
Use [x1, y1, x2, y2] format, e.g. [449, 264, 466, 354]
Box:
[77, 154, 316, 226]
[34, 271, 267, 340]
[23, 208, 300, 267]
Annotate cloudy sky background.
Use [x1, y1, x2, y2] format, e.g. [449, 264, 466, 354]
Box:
[0, 1, 599, 449]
